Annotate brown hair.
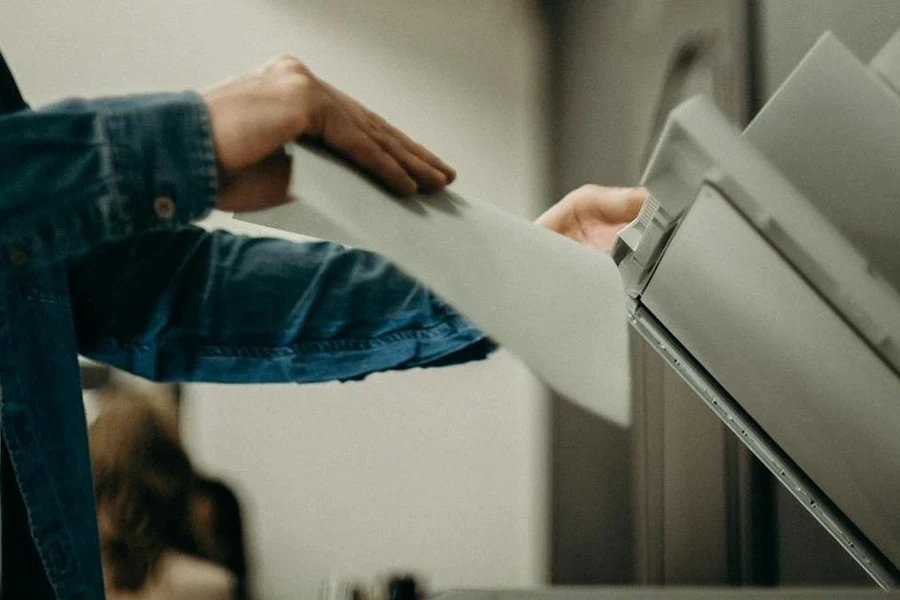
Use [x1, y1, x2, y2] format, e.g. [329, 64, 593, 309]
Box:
[90, 391, 195, 591]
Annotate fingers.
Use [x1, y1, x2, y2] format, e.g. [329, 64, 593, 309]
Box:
[623, 187, 648, 219]
[605, 187, 646, 223]
[349, 133, 419, 196]
[535, 184, 648, 254]
[576, 185, 646, 224]
[366, 111, 457, 183]
[324, 117, 419, 195]
[216, 151, 294, 213]
[330, 110, 452, 195]
[370, 129, 448, 191]
[318, 80, 457, 190]
[219, 57, 458, 197]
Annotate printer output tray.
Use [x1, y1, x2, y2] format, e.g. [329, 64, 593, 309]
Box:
[631, 184, 900, 587]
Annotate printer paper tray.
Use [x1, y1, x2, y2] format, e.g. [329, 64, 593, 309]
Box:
[634, 185, 900, 586]
[628, 303, 896, 587]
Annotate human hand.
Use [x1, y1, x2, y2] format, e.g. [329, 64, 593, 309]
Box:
[535, 185, 646, 253]
[203, 55, 456, 213]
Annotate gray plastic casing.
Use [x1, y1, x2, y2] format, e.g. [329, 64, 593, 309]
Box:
[613, 33, 900, 586]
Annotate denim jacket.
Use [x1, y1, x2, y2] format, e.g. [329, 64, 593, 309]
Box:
[0, 49, 491, 599]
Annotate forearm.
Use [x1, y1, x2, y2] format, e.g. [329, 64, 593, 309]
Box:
[69, 228, 494, 383]
[0, 93, 217, 273]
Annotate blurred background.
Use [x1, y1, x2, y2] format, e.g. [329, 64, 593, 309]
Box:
[2, 1, 900, 598]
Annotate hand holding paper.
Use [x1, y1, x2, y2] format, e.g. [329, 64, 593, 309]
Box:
[239, 144, 640, 427]
[536, 185, 646, 253]
[202, 55, 455, 215]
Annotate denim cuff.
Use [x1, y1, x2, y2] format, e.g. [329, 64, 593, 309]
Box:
[98, 91, 218, 233]
[0, 92, 218, 275]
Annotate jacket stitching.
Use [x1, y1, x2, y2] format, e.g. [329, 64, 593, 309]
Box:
[98, 316, 479, 357]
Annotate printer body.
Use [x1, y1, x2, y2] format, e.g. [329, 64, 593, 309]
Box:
[445, 24, 900, 600]
[614, 30, 900, 586]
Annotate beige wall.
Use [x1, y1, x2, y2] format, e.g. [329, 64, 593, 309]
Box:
[0, 1, 550, 598]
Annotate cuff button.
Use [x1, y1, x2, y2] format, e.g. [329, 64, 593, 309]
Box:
[154, 196, 177, 220]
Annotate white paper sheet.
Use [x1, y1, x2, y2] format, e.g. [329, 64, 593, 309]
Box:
[237, 143, 630, 426]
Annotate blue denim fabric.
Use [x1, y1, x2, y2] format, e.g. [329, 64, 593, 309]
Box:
[0, 50, 492, 599]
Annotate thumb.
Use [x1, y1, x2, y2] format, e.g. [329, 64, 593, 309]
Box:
[586, 186, 646, 224]
[216, 150, 294, 213]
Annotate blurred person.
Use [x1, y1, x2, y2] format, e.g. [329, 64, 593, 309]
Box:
[95, 378, 180, 422]
[96, 382, 251, 596]
[190, 477, 250, 600]
[0, 40, 644, 600]
[90, 396, 236, 600]
[387, 574, 426, 600]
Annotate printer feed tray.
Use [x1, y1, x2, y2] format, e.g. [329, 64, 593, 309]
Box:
[634, 184, 900, 585]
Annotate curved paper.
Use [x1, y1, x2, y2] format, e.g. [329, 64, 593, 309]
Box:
[238, 143, 630, 426]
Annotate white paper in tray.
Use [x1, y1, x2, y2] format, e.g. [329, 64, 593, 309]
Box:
[237, 143, 630, 427]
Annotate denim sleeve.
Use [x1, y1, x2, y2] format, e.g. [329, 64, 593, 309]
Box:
[68, 227, 495, 383]
[0, 92, 217, 274]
